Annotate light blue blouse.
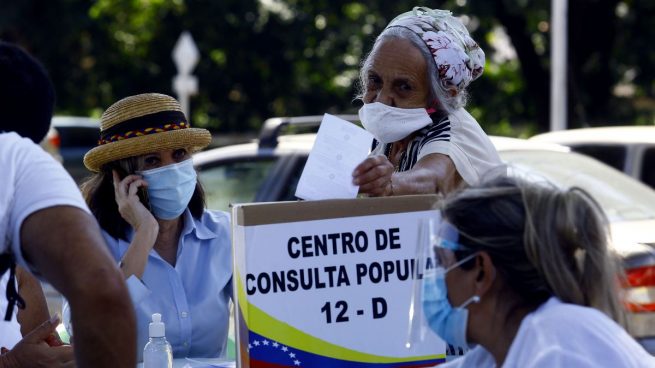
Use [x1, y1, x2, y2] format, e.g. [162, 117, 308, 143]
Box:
[105, 209, 232, 361]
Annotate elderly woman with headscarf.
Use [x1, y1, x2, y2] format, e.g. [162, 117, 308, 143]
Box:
[352, 7, 502, 196]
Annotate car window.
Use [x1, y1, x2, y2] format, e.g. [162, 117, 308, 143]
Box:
[641, 148, 655, 190]
[57, 126, 99, 148]
[198, 158, 276, 212]
[569, 144, 627, 171]
[500, 150, 655, 222]
[278, 156, 307, 201]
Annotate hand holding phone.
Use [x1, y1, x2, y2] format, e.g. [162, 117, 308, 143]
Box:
[113, 162, 151, 211]
[111, 165, 155, 229]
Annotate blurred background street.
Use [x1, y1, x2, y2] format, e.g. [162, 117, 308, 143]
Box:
[2, 0, 654, 140]
[3, 0, 655, 357]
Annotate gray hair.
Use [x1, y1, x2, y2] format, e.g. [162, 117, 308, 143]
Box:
[356, 26, 469, 114]
[441, 176, 625, 325]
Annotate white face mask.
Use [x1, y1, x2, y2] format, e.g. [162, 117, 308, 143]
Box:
[358, 102, 433, 144]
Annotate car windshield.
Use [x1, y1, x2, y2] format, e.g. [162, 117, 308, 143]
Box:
[198, 158, 276, 211]
[500, 150, 655, 222]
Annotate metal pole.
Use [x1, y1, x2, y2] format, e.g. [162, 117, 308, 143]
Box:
[550, 0, 568, 131]
[179, 93, 189, 120]
[172, 31, 199, 122]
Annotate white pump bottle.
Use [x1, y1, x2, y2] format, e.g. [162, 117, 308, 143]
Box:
[143, 313, 173, 368]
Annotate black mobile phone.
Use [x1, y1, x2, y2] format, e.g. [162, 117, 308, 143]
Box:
[114, 161, 151, 210]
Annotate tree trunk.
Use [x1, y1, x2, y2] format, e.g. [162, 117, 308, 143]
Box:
[495, 1, 551, 132]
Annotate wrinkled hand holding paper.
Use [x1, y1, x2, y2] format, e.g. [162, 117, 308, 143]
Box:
[295, 114, 373, 200]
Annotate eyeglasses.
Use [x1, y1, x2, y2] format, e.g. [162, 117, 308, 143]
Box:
[428, 219, 472, 268]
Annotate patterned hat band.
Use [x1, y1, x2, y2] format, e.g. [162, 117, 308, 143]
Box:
[98, 110, 187, 145]
[84, 93, 212, 172]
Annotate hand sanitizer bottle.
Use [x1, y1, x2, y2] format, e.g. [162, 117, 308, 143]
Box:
[143, 313, 173, 368]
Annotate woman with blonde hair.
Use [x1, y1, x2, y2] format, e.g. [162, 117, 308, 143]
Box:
[421, 176, 654, 367]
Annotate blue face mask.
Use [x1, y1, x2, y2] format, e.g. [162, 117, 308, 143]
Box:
[139, 158, 197, 220]
[421, 252, 480, 348]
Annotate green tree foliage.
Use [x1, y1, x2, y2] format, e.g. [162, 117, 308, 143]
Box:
[1, 0, 653, 135]
[459, 0, 655, 131]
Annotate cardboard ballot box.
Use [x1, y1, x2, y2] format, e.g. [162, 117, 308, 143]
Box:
[232, 195, 447, 367]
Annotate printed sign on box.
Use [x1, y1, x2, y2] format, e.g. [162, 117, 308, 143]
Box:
[232, 195, 446, 367]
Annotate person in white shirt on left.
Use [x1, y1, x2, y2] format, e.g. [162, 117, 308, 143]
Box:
[0, 41, 136, 368]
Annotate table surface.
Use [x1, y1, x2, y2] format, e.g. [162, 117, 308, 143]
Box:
[137, 358, 235, 367]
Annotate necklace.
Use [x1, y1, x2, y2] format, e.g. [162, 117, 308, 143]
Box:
[386, 143, 402, 172]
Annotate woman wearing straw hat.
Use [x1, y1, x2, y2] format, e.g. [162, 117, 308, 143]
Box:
[77, 93, 231, 361]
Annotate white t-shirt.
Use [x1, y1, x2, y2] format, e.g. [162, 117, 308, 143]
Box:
[419, 108, 503, 185]
[0, 132, 89, 340]
[442, 297, 655, 368]
[371, 108, 504, 186]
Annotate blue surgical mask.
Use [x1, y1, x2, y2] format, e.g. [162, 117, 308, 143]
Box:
[139, 159, 197, 220]
[421, 252, 480, 348]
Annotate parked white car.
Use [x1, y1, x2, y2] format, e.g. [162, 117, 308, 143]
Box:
[194, 117, 655, 355]
[530, 126, 655, 189]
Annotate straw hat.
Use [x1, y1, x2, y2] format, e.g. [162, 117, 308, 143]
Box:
[84, 93, 211, 172]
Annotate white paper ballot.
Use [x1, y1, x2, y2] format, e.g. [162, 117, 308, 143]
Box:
[295, 114, 374, 200]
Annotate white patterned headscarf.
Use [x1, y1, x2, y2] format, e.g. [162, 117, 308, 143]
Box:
[386, 7, 485, 94]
